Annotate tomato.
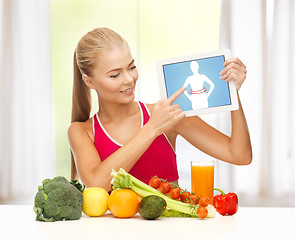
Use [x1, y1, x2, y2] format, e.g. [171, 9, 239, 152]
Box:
[197, 206, 208, 219]
[169, 188, 181, 199]
[159, 182, 172, 194]
[189, 193, 199, 205]
[180, 191, 190, 203]
[149, 177, 161, 189]
[199, 196, 210, 207]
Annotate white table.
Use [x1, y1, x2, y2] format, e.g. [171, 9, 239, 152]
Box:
[1, 205, 294, 240]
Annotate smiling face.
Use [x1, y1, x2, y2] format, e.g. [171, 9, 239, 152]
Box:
[84, 44, 138, 105]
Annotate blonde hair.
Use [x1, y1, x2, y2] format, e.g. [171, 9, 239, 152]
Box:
[71, 27, 126, 180]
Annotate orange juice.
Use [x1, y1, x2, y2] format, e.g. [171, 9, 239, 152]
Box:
[191, 161, 214, 203]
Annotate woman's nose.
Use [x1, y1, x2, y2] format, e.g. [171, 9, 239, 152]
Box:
[122, 71, 134, 84]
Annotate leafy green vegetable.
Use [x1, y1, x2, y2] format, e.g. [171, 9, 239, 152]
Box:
[33, 176, 83, 222]
[111, 168, 216, 218]
[70, 179, 85, 193]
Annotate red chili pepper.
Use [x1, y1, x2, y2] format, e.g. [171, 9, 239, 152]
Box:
[212, 188, 238, 216]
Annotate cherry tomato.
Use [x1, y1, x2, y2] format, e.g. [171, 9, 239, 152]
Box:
[169, 188, 181, 199]
[199, 196, 210, 207]
[159, 182, 172, 194]
[189, 193, 199, 205]
[180, 191, 190, 203]
[149, 177, 161, 189]
[197, 206, 208, 219]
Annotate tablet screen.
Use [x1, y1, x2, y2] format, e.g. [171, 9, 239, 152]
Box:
[163, 55, 231, 111]
[157, 50, 238, 116]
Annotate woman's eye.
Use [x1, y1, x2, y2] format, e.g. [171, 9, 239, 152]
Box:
[130, 65, 136, 70]
[110, 73, 119, 78]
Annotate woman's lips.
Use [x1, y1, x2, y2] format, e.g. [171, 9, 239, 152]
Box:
[120, 87, 134, 95]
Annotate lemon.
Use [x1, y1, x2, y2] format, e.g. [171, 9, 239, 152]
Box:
[82, 187, 109, 217]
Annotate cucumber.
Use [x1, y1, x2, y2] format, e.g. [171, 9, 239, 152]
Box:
[138, 195, 167, 220]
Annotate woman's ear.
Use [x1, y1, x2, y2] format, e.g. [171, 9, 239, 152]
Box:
[82, 74, 95, 89]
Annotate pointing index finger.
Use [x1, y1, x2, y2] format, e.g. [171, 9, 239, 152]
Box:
[167, 87, 186, 105]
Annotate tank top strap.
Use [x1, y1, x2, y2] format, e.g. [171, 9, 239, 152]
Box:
[92, 113, 99, 138]
[138, 101, 150, 125]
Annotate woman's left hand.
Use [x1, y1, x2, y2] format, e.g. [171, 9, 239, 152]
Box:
[219, 57, 247, 91]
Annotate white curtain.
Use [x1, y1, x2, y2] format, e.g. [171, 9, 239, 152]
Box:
[0, 0, 54, 203]
[218, 0, 295, 206]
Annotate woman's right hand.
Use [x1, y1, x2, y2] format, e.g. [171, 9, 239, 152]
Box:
[147, 87, 186, 137]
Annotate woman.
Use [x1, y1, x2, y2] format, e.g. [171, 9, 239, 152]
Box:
[68, 27, 252, 192]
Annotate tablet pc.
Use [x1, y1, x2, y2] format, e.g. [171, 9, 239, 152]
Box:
[156, 49, 239, 116]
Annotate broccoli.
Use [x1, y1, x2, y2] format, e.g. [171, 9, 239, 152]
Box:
[33, 176, 83, 222]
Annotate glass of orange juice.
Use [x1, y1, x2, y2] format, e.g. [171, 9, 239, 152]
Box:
[191, 160, 214, 203]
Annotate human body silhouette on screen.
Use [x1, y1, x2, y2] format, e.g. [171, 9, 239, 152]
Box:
[183, 61, 215, 109]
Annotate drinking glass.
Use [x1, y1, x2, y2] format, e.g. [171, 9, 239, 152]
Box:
[191, 160, 214, 203]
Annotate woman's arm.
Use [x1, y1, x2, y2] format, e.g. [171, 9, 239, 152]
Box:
[68, 87, 186, 191]
[175, 95, 252, 165]
[174, 57, 252, 165]
[68, 121, 157, 191]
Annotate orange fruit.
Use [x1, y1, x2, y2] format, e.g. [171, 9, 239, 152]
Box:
[108, 189, 140, 218]
[82, 187, 109, 217]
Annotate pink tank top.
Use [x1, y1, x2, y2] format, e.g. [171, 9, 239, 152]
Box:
[92, 101, 179, 184]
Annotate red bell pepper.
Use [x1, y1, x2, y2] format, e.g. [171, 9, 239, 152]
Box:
[212, 188, 238, 216]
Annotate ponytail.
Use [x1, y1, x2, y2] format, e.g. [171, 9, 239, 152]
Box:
[70, 51, 91, 180]
[70, 27, 127, 181]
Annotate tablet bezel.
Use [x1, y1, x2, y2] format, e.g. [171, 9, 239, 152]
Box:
[156, 49, 239, 116]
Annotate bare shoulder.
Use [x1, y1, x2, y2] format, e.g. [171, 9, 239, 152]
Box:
[68, 122, 83, 136]
[68, 118, 93, 142]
